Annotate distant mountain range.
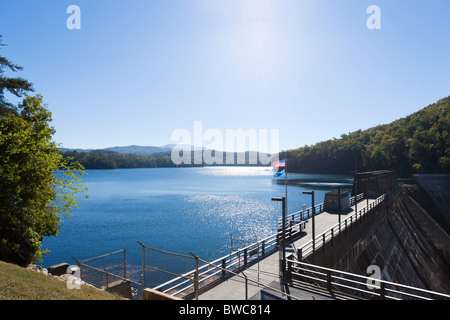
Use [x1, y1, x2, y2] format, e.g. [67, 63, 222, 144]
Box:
[59, 145, 274, 169]
[60, 144, 177, 155]
[59, 144, 261, 156]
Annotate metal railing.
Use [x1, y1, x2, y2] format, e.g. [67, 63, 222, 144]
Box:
[286, 260, 450, 300]
[72, 248, 142, 298]
[278, 193, 364, 229]
[150, 216, 311, 299]
[279, 203, 324, 228]
[73, 259, 132, 289]
[151, 231, 281, 298]
[73, 248, 128, 287]
[349, 193, 365, 206]
[192, 255, 302, 300]
[297, 193, 385, 260]
[138, 241, 201, 299]
[151, 193, 366, 298]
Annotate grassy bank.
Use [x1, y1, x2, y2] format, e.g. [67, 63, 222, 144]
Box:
[0, 260, 123, 300]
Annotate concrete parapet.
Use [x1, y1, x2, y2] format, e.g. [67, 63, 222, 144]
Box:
[143, 288, 182, 300]
[48, 263, 70, 276]
[303, 188, 450, 297]
[102, 279, 133, 299]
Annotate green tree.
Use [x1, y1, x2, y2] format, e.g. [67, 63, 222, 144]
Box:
[0, 95, 87, 266]
[284, 96, 450, 176]
[0, 35, 34, 116]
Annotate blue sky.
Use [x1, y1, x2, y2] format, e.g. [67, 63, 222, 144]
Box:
[1, 0, 449, 152]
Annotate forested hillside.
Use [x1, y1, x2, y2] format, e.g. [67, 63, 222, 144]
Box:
[60, 149, 271, 169]
[60, 150, 177, 169]
[281, 96, 450, 177]
[62, 97, 450, 174]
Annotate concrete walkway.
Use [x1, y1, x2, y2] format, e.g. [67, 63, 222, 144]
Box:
[198, 198, 376, 300]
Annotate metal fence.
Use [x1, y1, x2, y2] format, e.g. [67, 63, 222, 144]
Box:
[68, 192, 384, 300]
[285, 260, 450, 300]
[138, 241, 199, 299]
[141, 242, 303, 300]
[149, 231, 281, 299]
[73, 248, 142, 299]
[297, 193, 385, 261]
[277, 193, 364, 229]
[148, 195, 364, 299]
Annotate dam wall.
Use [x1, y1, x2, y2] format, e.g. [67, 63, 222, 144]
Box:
[306, 188, 450, 296]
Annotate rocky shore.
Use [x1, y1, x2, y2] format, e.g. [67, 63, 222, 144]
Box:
[26, 264, 92, 288]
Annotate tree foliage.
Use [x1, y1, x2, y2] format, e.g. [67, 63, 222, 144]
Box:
[61, 150, 177, 169]
[0, 36, 86, 266]
[60, 150, 271, 169]
[0, 95, 87, 266]
[282, 97, 450, 177]
[0, 35, 34, 116]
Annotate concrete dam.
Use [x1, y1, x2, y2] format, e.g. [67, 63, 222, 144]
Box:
[98, 171, 450, 300]
[306, 185, 450, 298]
[52, 170, 449, 300]
[140, 172, 450, 300]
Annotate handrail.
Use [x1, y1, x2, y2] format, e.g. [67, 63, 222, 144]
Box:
[286, 259, 450, 300]
[78, 248, 126, 264]
[72, 257, 141, 288]
[194, 255, 300, 300]
[151, 193, 369, 297]
[298, 193, 385, 259]
[150, 192, 390, 298]
[279, 193, 365, 228]
[152, 230, 281, 296]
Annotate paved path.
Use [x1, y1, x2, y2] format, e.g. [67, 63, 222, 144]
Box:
[198, 199, 376, 300]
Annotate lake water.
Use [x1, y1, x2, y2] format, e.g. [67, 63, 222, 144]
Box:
[40, 167, 352, 287]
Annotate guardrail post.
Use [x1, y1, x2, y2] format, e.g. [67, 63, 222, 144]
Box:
[141, 243, 145, 292]
[104, 268, 109, 289]
[73, 257, 82, 280]
[222, 258, 226, 278]
[297, 248, 302, 262]
[380, 282, 385, 300]
[244, 249, 248, 265]
[123, 247, 127, 279]
[242, 272, 248, 300]
[323, 234, 326, 254]
[345, 220, 348, 236]
[190, 253, 199, 300]
[262, 240, 265, 256]
[331, 228, 334, 246]
[326, 271, 332, 291]
[287, 259, 293, 279]
[237, 250, 241, 268]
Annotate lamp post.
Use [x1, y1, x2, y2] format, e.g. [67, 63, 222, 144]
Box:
[352, 181, 358, 214]
[360, 177, 371, 207]
[335, 185, 341, 229]
[302, 191, 315, 262]
[272, 197, 286, 276]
